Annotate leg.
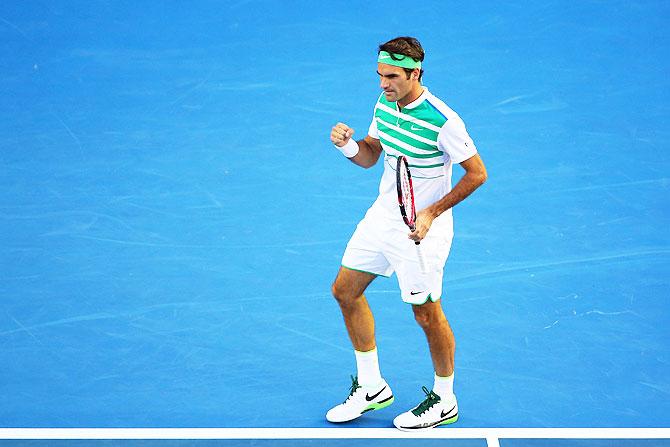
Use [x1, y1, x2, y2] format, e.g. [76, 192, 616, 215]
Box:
[326, 267, 395, 424]
[393, 297, 459, 430]
[331, 266, 377, 352]
[412, 299, 455, 377]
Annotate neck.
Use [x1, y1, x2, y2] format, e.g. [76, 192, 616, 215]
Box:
[397, 84, 424, 109]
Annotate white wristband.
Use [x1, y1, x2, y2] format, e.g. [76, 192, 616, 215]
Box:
[335, 138, 359, 158]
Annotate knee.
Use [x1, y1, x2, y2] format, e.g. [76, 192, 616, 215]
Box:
[413, 309, 431, 329]
[331, 281, 356, 307]
[413, 306, 445, 330]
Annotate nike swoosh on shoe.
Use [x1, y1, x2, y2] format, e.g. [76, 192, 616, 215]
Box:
[365, 386, 387, 401]
[440, 405, 457, 418]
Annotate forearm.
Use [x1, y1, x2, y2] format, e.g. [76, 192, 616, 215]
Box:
[348, 138, 381, 168]
[331, 123, 382, 168]
[425, 170, 486, 218]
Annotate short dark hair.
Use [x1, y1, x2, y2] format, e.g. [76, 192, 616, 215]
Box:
[378, 36, 425, 81]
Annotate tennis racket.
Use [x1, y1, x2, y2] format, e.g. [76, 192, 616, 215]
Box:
[396, 155, 427, 274]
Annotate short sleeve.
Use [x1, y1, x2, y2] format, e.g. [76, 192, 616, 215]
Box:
[368, 114, 379, 139]
[437, 117, 477, 164]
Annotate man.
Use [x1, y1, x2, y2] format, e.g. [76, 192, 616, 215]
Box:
[325, 37, 487, 431]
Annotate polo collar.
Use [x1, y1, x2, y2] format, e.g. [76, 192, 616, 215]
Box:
[401, 87, 428, 110]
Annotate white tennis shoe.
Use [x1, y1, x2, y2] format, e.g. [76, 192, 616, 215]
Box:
[393, 386, 458, 431]
[326, 376, 394, 423]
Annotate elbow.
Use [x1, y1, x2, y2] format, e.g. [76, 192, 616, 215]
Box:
[479, 169, 488, 186]
[475, 167, 487, 187]
[361, 153, 382, 169]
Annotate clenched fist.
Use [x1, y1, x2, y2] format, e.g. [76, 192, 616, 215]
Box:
[331, 123, 355, 147]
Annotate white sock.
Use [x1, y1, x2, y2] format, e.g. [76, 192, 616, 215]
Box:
[433, 372, 454, 398]
[354, 348, 383, 387]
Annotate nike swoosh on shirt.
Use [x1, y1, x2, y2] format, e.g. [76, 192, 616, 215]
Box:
[410, 291, 424, 296]
[365, 386, 387, 401]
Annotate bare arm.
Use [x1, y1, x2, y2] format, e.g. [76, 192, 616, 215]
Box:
[349, 136, 383, 168]
[330, 123, 383, 168]
[409, 153, 487, 242]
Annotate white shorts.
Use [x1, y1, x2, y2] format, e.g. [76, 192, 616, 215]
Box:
[341, 206, 453, 305]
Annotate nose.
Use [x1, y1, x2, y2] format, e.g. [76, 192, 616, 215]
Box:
[380, 76, 389, 90]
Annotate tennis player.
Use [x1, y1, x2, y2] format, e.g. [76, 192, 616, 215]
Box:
[326, 36, 487, 431]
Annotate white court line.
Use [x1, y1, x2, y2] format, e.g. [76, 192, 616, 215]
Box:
[0, 428, 669, 442]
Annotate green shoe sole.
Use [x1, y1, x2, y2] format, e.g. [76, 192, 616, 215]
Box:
[361, 396, 395, 414]
[437, 413, 459, 426]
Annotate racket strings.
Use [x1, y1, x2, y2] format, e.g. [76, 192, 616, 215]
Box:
[399, 166, 415, 227]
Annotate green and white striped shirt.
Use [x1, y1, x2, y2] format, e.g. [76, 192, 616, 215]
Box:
[368, 88, 478, 221]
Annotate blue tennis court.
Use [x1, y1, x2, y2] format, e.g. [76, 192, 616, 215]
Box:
[1, 0, 669, 445]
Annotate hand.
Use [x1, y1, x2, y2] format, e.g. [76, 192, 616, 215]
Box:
[331, 123, 354, 147]
[408, 209, 436, 242]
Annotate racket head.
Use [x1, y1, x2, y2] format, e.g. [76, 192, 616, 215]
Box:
[396, 155, 417, 231]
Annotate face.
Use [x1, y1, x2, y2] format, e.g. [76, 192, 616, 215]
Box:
[377, 63, 419, 103]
